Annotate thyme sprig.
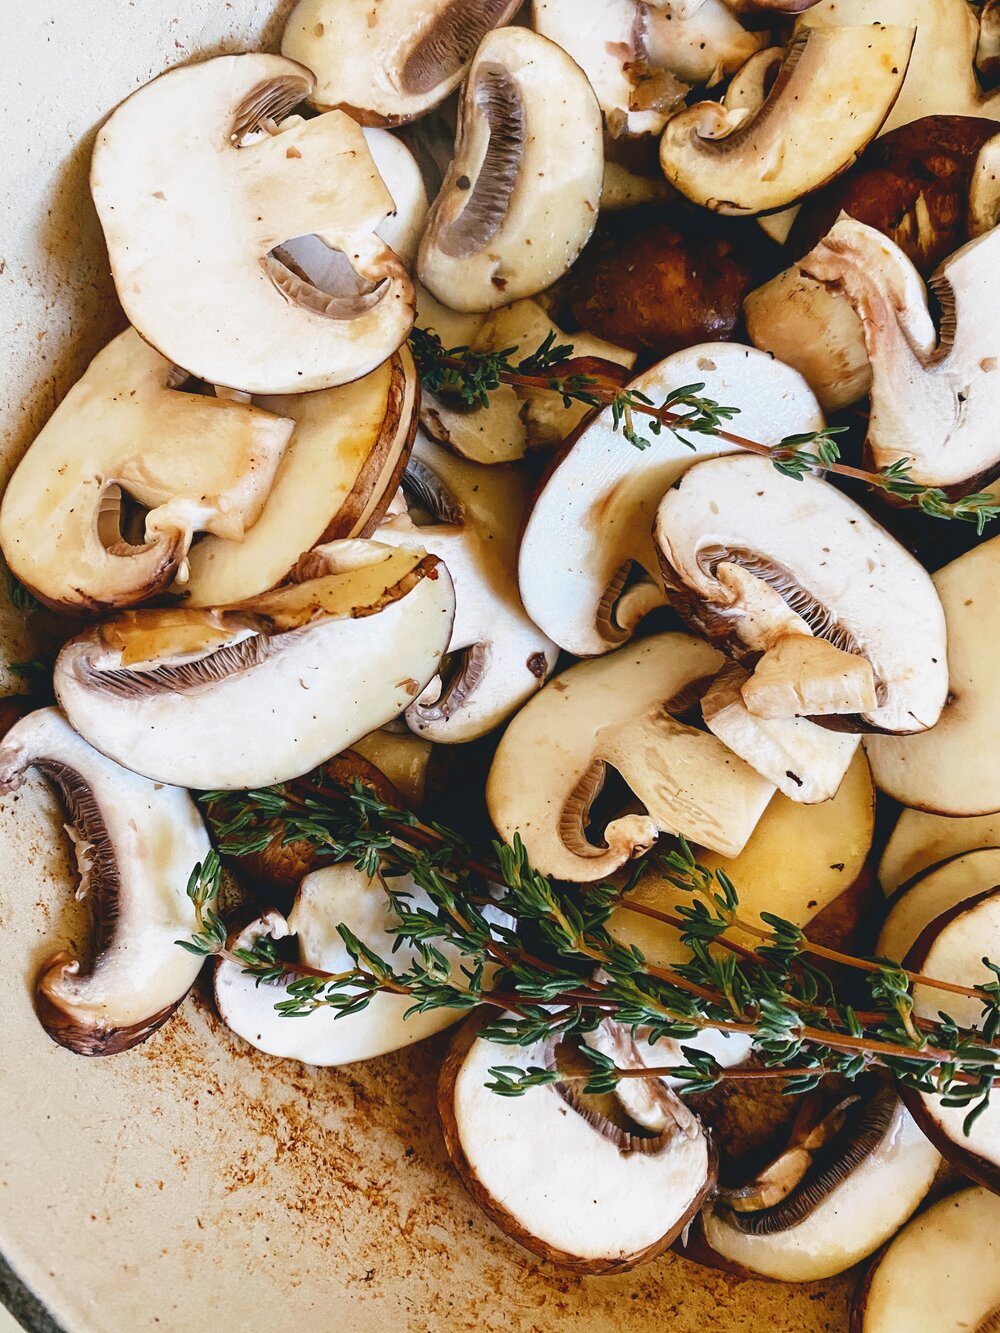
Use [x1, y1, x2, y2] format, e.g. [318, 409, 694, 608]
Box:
[410, 327, 1000, 529]
[194, 782, 1000, 1131]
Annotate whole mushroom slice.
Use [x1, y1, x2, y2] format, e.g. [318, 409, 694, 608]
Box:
[417, 27, 603, 314]
[214, 863, 470, 1064]
[487, 633, 777, 883]
[0, 708, 209, 1055]
[692, 1081, 940, 1281]
[0, 328, 291, 614]
[901, 888, 1000, 1191]
[420, 301, 635, 464]
[880, 809, 1000, 896]
[54, 542, 455, 790]
[281, 0, 523, 125]
[91, 53, 415, 395]
[654, 454, 949, 735]
[438, 1018, 716, 1272]
[853, 1187, 1000, 1333]
[179, 347, 419, 607]
[701, 660, 860, 803]
[375, 434, 558, 743]
[866, 536, 1000, 815]
[519, 343, 824, 658]
[659, 24, 914, 216]
[877, 849, 1000, 965]
[802, 218, 1000, 490]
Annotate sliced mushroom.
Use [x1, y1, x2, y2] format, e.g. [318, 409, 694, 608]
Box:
[902, 888, 1000, 1192]
[692, 1083, 939, 1281]
[351, 729, 433, 811]
[853, 1187, 1000, 1333]
[659, 24, 914, 216]
[420, 301, 635, 464]
[877, 849, 1000, 965]
[980, 2, 1000, 89]
[0, 707, 209, 1055]
[0, 329, 291, 614]
[519, 343, 824, 657]
[178, 346, 419, 607]
[281, 0, 523, 125]
[740, 634, 878, 720]
[417, 27, 603, 313]
[91, 54, 414, 394]
[802, 218, 1000, 490]
[654, 454, 949, 734]
[568, 217, 755, 359]
[53, 542, 455, 790]
[866, 535, 1000, 815]
[702, 660, 860, 802]
[586, 1015, 754, 1109]
[438, 1018, 716, 1272]
[214, 863, 471, 1064]
[880, 809, 1000, 896]
[374, 434, 557, 742]
[487, 633, 777, 882]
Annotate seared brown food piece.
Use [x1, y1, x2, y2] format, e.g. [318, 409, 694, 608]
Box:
[568, 219, 754, 358]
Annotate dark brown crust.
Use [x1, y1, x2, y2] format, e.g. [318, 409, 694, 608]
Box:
[898, 888, 1000, 1194]
[437, 1017, 718, 1274]
[34, 953, 185, 1056]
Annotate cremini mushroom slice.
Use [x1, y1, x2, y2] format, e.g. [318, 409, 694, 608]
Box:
[417, 27, 604, 313]
[53, 541, 455, 790]
[214, 863, 470, 1064]
[801, 218, 1000, 490]
[375, 434, 557, 743]
[854, 1187, 1000, 1333]
[281, 0, 523, 125]
[178, 346, 419, 607]
[877, 849, 1000, 965]
[90, 53, 415, 394]
[420, 300, 635, 464]
[692, 1081, 939, 1281]
[487, 633, 777, 883]
[438, 1018, 716, 1273]
[532, 0, 763, 139]
[519, 343, 824, 658]
[701, 660, 860, 802]
[654, 455, 949, 734]
[880, 809, 1000, 896]
[0, 328, 291, 614]
[658, 24, 914, 216]
[740, 635, 878, 720]
[902, 888, 1000, 1192]
[0, 708, 209, 1055]
[866, 535, 1000, 815]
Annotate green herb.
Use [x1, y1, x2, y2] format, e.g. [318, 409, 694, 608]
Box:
[5, 570, 42, 616]
[190, 781, 1000, 1133]
[410, 327, 1000, 528]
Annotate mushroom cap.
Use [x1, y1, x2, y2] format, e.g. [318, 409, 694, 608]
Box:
[213, 863, 470, 1065]
[281, 0, 524, 125]
[438, 1019, 716, 1272]
[487, 632, 778, 882]
[654, 454, 949, 734]
[866, 533, 1000, 812]
[91, 53, 414, 394]
[853, 1187, 1000, 1333]
[877, 848, 1000, 964]
[658, 24, 915, 216]
[879, 808, 1000, 896]
[518, 342, 825, 658]
[417, 27, 604, 313]
[53, 542, 456, 790]
[376, 432, 558, 743]
[179, 345, 419, 607]
[0, 328, 292, 613]
[0, 707, 209, 1054]
[801, 217, 1000, 489]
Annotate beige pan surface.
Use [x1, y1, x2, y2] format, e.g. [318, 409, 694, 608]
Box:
[0, 3, 850, 1329]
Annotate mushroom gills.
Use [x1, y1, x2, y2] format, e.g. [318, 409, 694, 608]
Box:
[402, 0, 520, 94]
[0, 708, 209, 1055]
